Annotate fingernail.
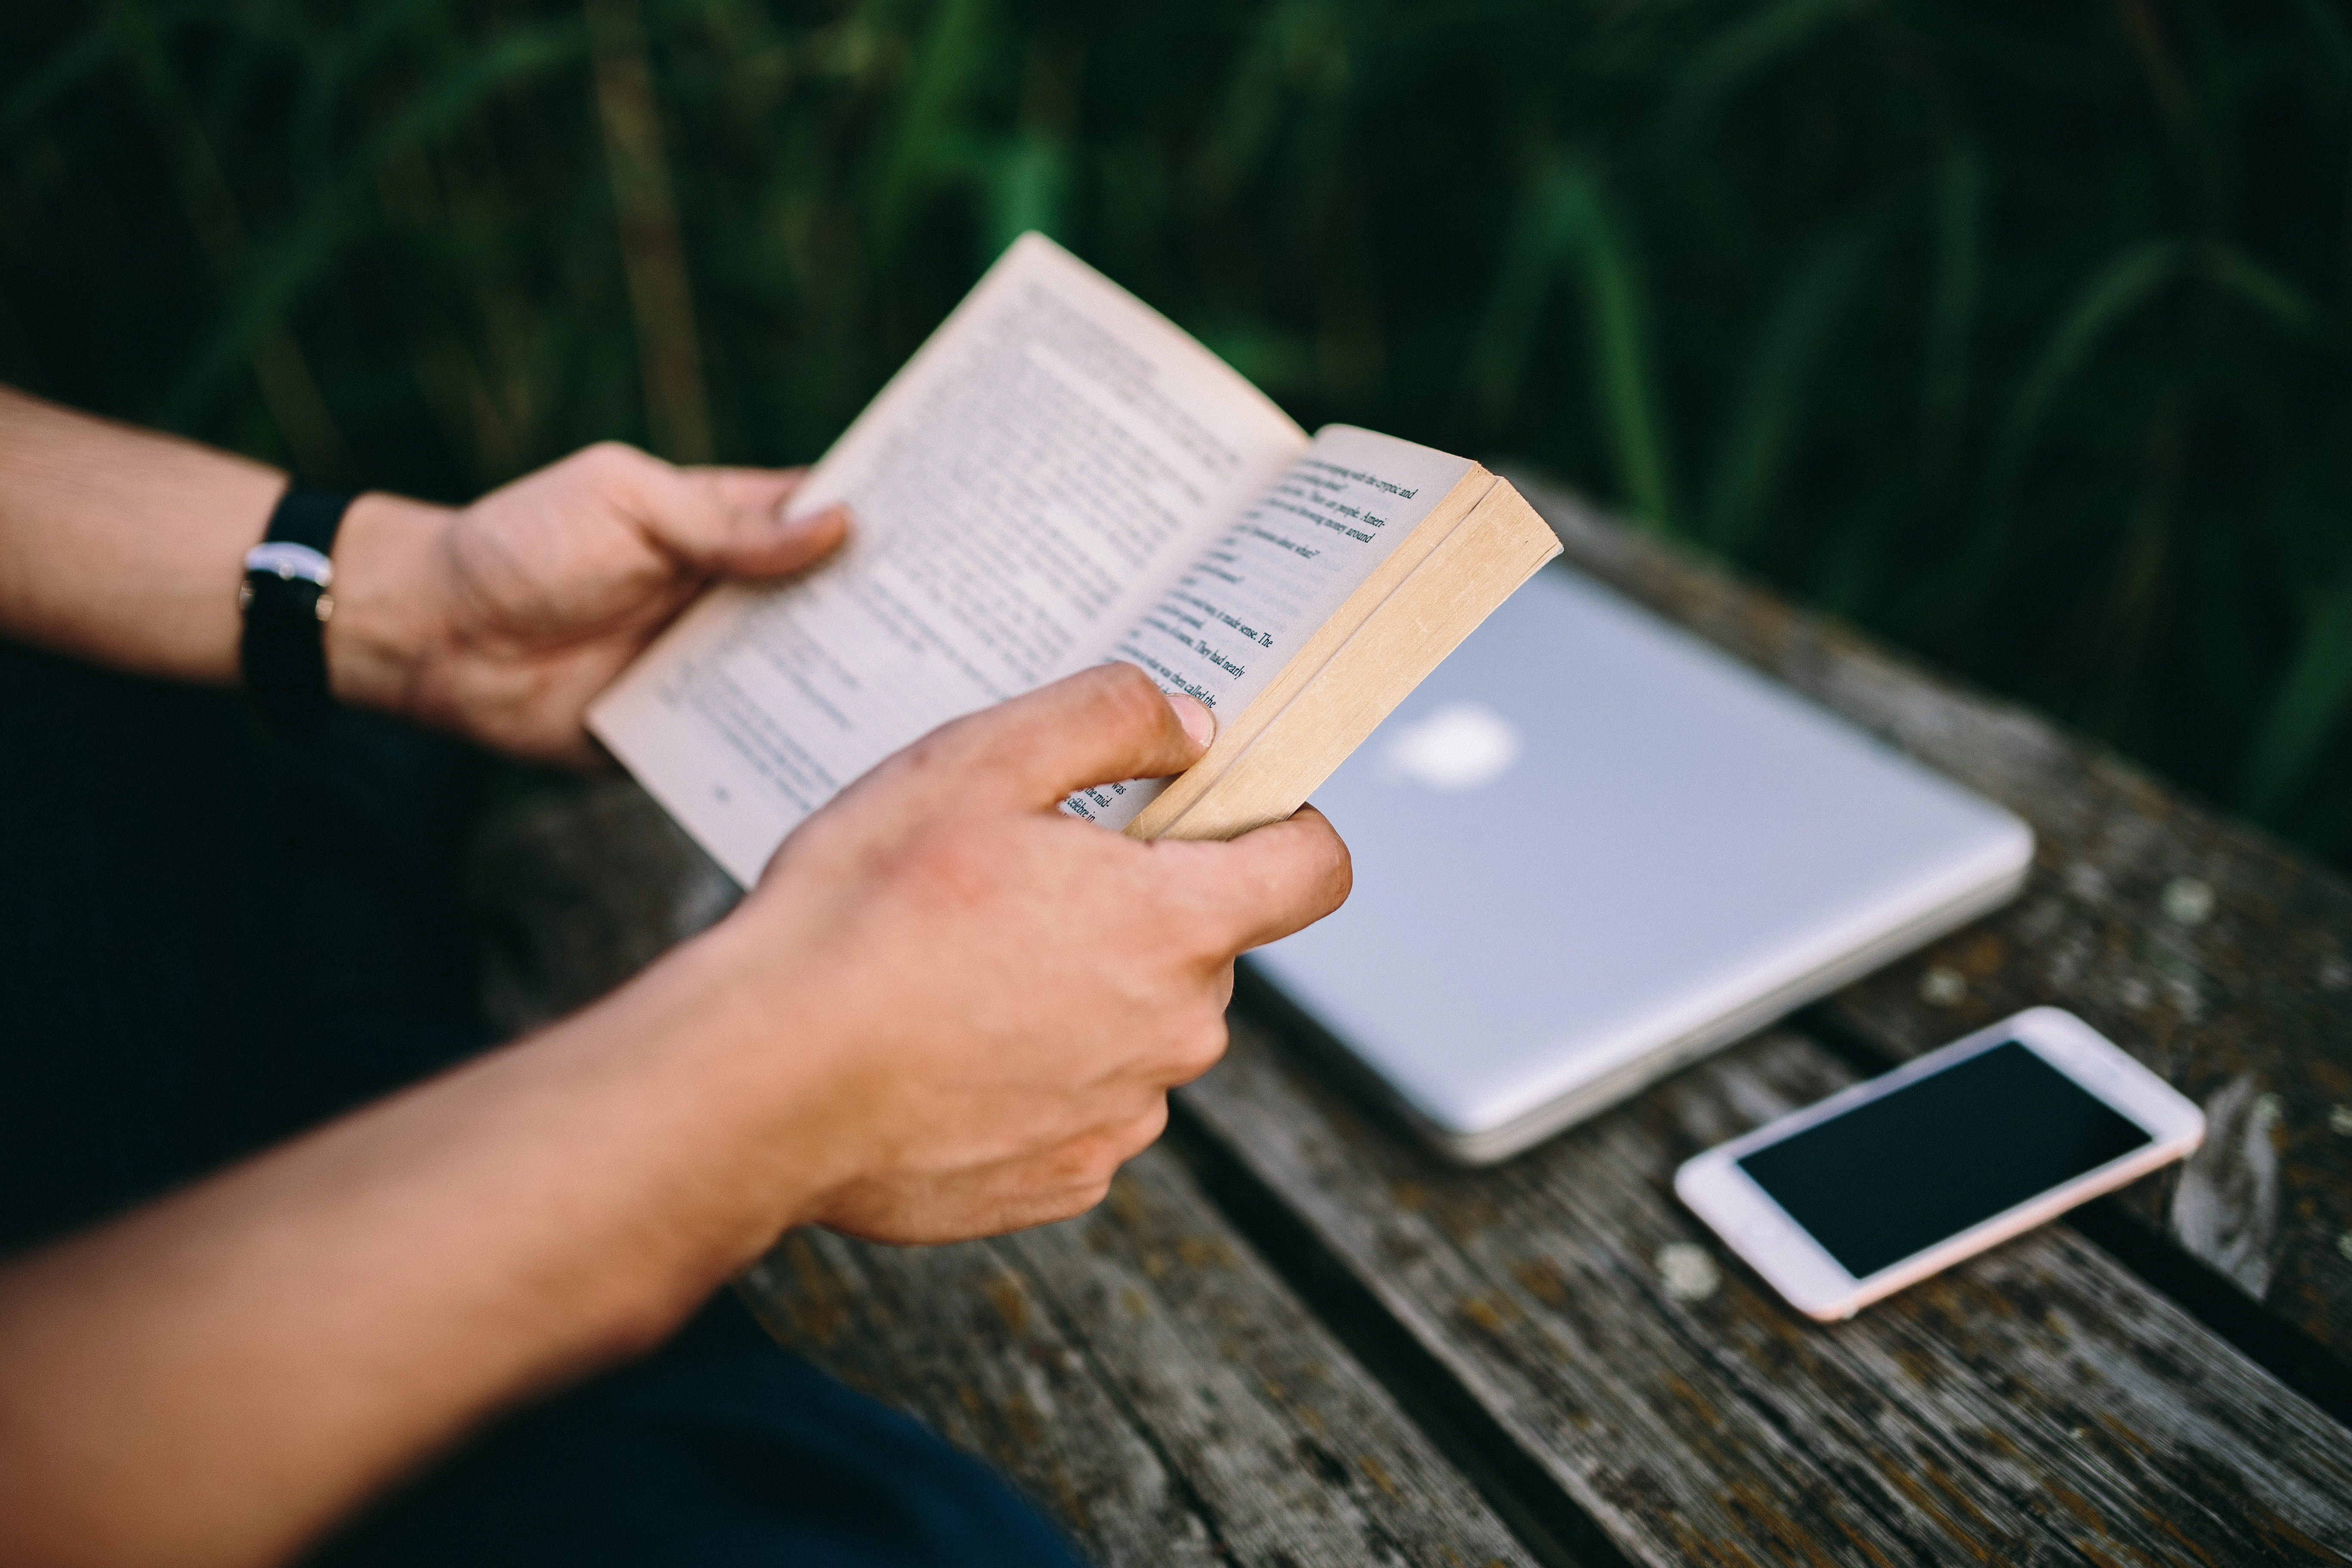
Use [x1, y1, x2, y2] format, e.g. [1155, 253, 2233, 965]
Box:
[776, 502, 849, 539]
[1166, 691, 1215, 748]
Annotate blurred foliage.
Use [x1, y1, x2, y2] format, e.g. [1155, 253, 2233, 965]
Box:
[4, 0, 2351, 863]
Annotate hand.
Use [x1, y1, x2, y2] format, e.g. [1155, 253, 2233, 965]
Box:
[683, 662, 1353, 1244]
[0, 663, 1344, 1568]
[329, 442, 847, 765]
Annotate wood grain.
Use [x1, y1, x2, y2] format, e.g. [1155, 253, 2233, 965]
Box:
[741, 1146, 1536, 1568]
[1184, 1014, 2352, 1567]
[472, 779, 1534, 1568]
[1509, 472, 2352, 1359]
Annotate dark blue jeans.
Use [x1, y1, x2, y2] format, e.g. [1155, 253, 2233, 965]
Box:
[0, 643, 1086, 1568]
[315, 1292, 1083, 1568]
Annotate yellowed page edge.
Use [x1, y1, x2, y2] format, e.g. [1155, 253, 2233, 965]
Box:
[1123, 462, 1497, 838]
[1154, 482, 1562, 841]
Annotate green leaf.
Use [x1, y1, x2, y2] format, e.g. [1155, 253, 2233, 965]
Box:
[980, 133, 1068, 259]
[157, 211, 346, 431]
[1991, 238, 2189, 496]
[1654, 0, 1860, 146]
[2291, 0, 2352, 83]
[1935, 238, 2190, 626]
[1943, 234, 2329, 630]
[291, 0, 441, 189]
[0, 22, 122, 144]
[872, 0, 999, 247]
[1704, 219, 1876, 552]
[1571, 181, 1678, 532]
[1918, 144, 1986, 445]
[1466, 160, 1677, 532]
[2242, 572, 2352, 820]
[1981, 237, 2320, 514]
[2192, 242, 2325, 338]
[359, 19, 585, 168]
[1460, 168, 1574, 423]
[1196, 324, 1314, 398]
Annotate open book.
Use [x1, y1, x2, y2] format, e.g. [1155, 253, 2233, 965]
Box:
[590, 235, 1561, 886]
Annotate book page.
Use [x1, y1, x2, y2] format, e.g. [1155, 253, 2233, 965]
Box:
[590, 235, 1307, 885]
[1065, 426, 1475, 830]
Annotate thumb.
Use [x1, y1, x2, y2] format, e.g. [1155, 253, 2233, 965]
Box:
[636, 460, 850, 579]
[876, 663, 1218, 815]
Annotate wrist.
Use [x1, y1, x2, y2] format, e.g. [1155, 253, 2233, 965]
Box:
[324, 492, 459, 721]
[600, 917, 863, 1247]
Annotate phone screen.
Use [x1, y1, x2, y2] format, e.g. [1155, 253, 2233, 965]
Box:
[1736, 1041, 2153, 1279]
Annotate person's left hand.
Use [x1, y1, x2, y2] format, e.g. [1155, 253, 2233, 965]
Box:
[328, 441, 848, 766]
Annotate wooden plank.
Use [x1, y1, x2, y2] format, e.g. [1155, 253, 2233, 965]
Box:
[473, 778, 1538, 1568]
[738, 1197, 1224, 1568]
[1185, 1014, 2352, 1568]
[1509, 472, 2352, 1359]
[741, 1146, 1538, 1568]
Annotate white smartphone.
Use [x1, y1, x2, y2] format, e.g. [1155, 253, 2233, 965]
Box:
[1674, 1007, 2205, 1321]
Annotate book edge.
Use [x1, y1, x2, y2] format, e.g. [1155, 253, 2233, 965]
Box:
[1124, 459, 1498, 838]
[1151, 481, 1563, 842]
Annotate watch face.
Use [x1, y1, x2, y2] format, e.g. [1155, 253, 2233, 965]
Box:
[245, 540, 336, 587]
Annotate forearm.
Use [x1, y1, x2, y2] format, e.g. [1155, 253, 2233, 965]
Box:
[0, 385, 450, 712]
[0, 386, 284, 682]
[0, 923, 825, 1568]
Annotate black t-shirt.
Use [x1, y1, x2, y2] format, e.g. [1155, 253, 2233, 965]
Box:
[0, 643, 488, 1253]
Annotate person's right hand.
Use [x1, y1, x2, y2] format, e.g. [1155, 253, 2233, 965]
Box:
[0, 665, 1337, 1568]
[685, 662, 1351, 1245]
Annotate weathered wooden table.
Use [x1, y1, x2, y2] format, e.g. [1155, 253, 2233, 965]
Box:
[476, 477, 2352, 1566]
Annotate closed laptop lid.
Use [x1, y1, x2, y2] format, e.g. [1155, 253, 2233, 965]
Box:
[1250, 564, 2032, 1156]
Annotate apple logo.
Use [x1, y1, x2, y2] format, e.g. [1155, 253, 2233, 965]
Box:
[1380, 701, 1522, 791]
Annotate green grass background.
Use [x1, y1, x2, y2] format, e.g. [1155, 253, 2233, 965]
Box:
[4, 0, 2349, 866]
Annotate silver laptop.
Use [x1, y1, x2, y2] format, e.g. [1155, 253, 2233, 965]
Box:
[1246, 564, 2034, 1165]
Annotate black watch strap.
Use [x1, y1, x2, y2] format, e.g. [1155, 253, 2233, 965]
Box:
[240, 485, 359, 738]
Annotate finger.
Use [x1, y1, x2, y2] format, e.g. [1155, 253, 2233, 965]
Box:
[886, 663, 1216, 814]
[1162, 1015, 1230, 1089]
[1164, 805, 1352, 952]
[1121, 1096, 1172, 1156]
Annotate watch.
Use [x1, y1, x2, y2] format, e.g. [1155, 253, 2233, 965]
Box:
[240, 485, 358, 737]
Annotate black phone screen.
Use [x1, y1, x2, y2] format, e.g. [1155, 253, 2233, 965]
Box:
[1736, 1041, 2153, 1279]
